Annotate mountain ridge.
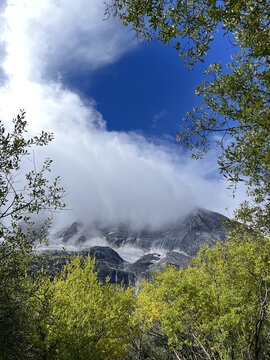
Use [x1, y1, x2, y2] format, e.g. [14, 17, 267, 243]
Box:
[36, 208, 230, 284]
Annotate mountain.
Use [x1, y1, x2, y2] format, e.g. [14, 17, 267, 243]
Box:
[37, 208, 230, 285]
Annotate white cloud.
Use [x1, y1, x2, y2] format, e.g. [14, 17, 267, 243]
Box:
[152, 110, 168, 128]
[2, 0, 136, 82]
[0, 0, 246, 231]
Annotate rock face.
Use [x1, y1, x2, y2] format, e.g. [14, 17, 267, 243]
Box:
[39, 208, 230, 285]
[101, 208, 227, 256]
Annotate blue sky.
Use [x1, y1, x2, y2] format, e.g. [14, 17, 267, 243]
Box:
[0, 1, 245, 229]
[64, 29, 232, 138]
[65, 43, 202, 137]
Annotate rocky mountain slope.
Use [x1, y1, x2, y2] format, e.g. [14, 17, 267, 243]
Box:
[37, 208, 230, 285]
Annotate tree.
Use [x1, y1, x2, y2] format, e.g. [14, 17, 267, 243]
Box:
[106, 0, 269, 66]
[0, 110, 65, 250]
[104, 5, 270, 355]
[105, 0, 270, 232]
[137, 231, 270, 360]
[0, 111, 65, 360]
[36, 256, 136, 360]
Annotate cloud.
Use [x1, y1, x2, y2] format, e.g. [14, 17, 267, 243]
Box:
[0, 0, 246, 231]
[151, 110, 168, 128]
[1, 0, 136, 82]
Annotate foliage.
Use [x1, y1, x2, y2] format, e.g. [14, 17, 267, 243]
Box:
[1, 114, 269, 360]
[0, 110, 65, 251]
[104, 4, 270, 354]
[124, 324, 176, 360]
[0, 2, 269, 357]
[36, 256, 136, 360]
[106, 0, 270, 232]
[179, 52, 270, 232]
[137, 232, 270, 360]
[0, 111, 65, 360]
[106, 0, 269, 67]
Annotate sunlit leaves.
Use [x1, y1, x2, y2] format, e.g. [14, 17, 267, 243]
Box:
[38, 256, 136, 360]
[136, 233, 270, 359]
[0, 112, 65, 359]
